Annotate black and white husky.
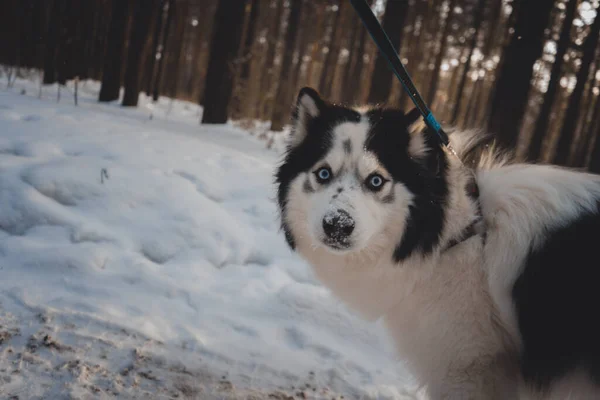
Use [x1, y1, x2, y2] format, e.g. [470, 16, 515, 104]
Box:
[275, 87, 600, 399]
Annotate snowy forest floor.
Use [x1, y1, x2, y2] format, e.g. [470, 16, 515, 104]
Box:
[0, 78, 425, 400]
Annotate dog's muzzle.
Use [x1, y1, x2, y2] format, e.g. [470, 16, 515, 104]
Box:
[322, 209, 355, 249]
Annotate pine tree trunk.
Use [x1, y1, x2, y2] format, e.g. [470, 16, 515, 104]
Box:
[584, 94, 600, 168]
[527, 0, 577, 161]
[122, 0, 156, 106]
[574, 92, 599, 167]
[588, 113, 600, 173]
[553, 6, 600, 165]
[451, 0, 485, 124]
[487, 0, 553, 149]
[257, 0, 286, 119]
[426, 0, 457, 106]
[318, 1, 344, 96]
[367, 0, 409, 105]
[270, 0, 304, 131]
[240, 0, 260, 82]
[153, 0, 174, 101]
[165, 0, 188, 98]
[339, 10, 361, 103]
[200, 0, 247, 124]
[43, 0, 66, 85]
[98, 0, 131, 102]
[145, 0, 165, 95]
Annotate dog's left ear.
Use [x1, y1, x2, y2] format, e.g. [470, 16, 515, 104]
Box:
[289, 87, 326, 147]
[405, 107, 421, 128]
[406, 107, 430, 159]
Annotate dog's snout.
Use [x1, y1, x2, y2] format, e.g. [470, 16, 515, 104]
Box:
[322, 209, 355, 238]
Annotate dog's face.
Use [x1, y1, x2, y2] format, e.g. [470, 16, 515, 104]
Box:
[276, 88, 449, 263]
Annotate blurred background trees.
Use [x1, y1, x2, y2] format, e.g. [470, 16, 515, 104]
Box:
[2, 0, 600, 169]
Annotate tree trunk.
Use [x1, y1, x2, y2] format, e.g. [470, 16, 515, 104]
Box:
[99, 0, 131, 102]
[367, 0, 409, 105]
[426, 0, 457, 106]
[165, 0, 188, 98]
[487, 0, 553, 149]
[240, 0, 260, 82]
[43, 0, 65, 85]
[270, 0, 304, 131]
[200, 0, 247, 124]
[122, 0, 157, 106]
[588, 111, 600, 173]
[553, 6, 600, 165]
[527, 0, 577, 161]
[318, 1, 345, 96]
[257, 0, 286, 119]
[289, 3, 313, 95]
[153, 0, 174, 101]
[144, 0, 165, 95]
[451, 0, 485, 124]
[584, 93, 600, 168]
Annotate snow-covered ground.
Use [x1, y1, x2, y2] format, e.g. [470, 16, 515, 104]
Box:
[0, 78, 423, 399]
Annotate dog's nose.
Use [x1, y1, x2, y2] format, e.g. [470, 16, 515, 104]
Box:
[322, 209, 355, 238]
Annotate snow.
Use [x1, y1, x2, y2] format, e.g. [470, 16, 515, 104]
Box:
[0, 77, 424, 399]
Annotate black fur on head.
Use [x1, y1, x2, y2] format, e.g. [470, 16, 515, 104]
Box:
[275, 87, 449, 262]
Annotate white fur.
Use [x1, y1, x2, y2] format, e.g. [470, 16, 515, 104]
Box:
[282, 120, 600, 399]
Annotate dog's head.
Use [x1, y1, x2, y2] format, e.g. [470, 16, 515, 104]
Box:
[276, 87, 450, 263]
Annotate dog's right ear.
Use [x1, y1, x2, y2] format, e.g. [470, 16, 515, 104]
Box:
[289, 87, 325, 147]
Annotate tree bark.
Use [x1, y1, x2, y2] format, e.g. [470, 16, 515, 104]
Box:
[144, 0, 165, 96]
[122, 0, 157, 106]
[99, 0, 131, 102]
[527, 0, 578, 161]
[257, 0, 286, 119]
[487, 0, 553, 149]
[451, 0, 485, 124]
[200, 0, 247, 124]
[553, 5, 600, 165]
[153, 0, 175, 101]
[270, 0, 304, 131]
[426, 0, 457, 106]
[240, 0, 260, 82]
[367, 0, 409, 105]
[588, 109, 600, 173]
[43, 0, 66, 85]
[318, 1, 345, 96]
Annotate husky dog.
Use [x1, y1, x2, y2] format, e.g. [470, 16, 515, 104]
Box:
[275, 87, 600, 399]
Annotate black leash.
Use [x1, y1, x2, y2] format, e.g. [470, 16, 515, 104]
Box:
[349, 0, 485, 250]
[349, 0, 450, 149]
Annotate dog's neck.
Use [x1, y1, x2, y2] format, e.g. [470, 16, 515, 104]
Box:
[438, 153, 484, 253]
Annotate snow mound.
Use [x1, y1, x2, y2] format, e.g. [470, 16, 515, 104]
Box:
[0, 79, 424, 399]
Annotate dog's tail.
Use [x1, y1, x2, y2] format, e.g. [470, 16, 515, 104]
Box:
[447, 128, 514, 170]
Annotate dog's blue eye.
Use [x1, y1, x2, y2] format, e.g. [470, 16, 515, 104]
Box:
[315, 167, 332, 183]
[367, 174, 385, 190]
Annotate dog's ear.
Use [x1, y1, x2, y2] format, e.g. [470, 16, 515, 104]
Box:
[405, 107, 421, 128]
[406, 107, 429, 159]
[289, 87, 325, 147]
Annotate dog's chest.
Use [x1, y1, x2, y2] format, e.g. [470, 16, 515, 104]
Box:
[381, 250, 504, 380]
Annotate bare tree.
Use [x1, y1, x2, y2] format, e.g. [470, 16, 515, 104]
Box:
[99, 0, 132, 102]
[123, 0, 158, 106]
[528, 0, 578, 161]
[367, 0, 409, 105]
[451, 0, 486, 124]
[553, 4, 600, 165]
[487, 0, 554, 149]
[200, 0, 247, 124]
[270, 0, 304, 131]
[426, 0, 457, 106]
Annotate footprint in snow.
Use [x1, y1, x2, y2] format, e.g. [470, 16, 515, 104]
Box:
[21, 114, 42, 122]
